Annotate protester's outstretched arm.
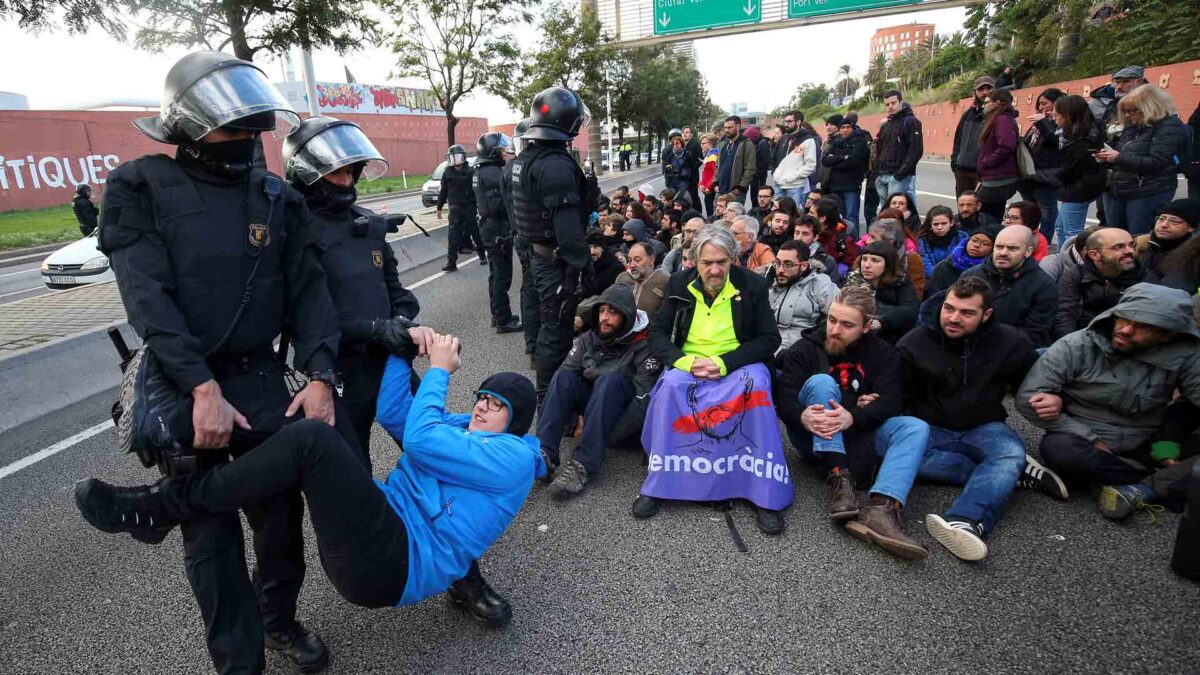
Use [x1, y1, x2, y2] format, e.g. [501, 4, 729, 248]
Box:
[1016, 335, 1095, 441]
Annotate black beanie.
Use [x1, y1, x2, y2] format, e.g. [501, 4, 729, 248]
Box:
[974, 223, 1003, 243]
[477, 372, 536, 436]
[1159, 198, 1200, 230]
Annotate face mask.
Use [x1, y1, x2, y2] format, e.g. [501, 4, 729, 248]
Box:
[178, 137, 258, 180]
[306, 177, 358, 213]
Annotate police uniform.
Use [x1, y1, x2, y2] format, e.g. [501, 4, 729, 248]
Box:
[473, 144, 518, 328]
[99, 51, 339, 675]
[506, 120, 541, 357]
[437, 156, 483, 268]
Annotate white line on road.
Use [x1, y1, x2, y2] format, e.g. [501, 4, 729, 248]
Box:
[915, 189, 1100, 225]
[0, 286, 44, 299]
[408, 256, 480, 290]
[0, 267, 39, 278]
[0, 251, 52, 264]
[0, 420, 112, 481]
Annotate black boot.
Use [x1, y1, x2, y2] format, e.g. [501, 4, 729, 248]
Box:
[446, 573, 512, 628]
[73, 478, 178, 544]
[265, 621, 330, 673]
[495, 317, 522, 334]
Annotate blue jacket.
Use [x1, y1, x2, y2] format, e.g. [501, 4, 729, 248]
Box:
[374, 358, 547, 606]
[918, 230, 967, 278]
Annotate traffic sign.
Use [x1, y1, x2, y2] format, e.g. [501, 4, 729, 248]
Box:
[788, 0, 921, 19]
[653, 0, 762, 37]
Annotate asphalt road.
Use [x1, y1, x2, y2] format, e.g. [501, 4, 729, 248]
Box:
[0, 163, 1196, 674]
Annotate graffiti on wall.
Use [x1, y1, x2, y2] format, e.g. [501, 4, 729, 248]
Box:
[0, 154, 119, 191]
[277, 82, 443, 116]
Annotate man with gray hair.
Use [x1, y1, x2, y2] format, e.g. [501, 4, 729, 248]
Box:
[730, 215, 776, 273]
[633, 225, 787, 534]
[961, 225, 1058, 347]
[723, 201, 747, 225]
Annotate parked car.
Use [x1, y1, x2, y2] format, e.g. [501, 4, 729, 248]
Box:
[421, 156, 478, 207]
[41, 231, 114, 289]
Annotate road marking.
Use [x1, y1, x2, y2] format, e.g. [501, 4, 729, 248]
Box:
[915, 189, 1099, 224]
[0, 251, 52, 264]
[0, 286, 44, 299]
[408, 256, 480, 290]
[0, 267, 39, 278]
[0, 420, 112, 481]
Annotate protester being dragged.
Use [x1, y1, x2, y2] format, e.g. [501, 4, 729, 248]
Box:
[821, 117, 870, 234]
[926, 223, 1001, 297]
[917, 205, 966, 277]
[1040, 225, 1101, 282]
[961, 225, 1058, 347]
[1003, 201, 1050, 262]
[768, 240, 838, 351]
[842, 241, 918, 343]
[954, 190, 998, 234]
[634, 226, 786, 534]
[1054, 228, 1146, 339]
[730, 215, 776, 274]
[1052, 95, 1106, 243]
[1019, 88, 1066, 242]
[977, 89, 1021, 220]
[1139, 198, 1198, 280]
[1019, 284, 1200, 522]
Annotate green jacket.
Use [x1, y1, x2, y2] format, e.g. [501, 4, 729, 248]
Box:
[718, 134, 757, 193]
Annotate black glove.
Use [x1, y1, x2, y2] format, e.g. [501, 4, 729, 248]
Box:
[373, 317, 420, 360]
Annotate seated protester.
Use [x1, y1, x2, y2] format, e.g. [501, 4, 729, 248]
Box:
[584, 228, 623, 298]
[774, 195, 802, 224]
[760, 210, 793, 253]
[862, 208, 919, 254]
[615, 242, 671, 320]
[843, 241, 919, 343]
[775, 286, 931, 558]
[660, 216, 704, 275]
[917, 205, 966, 277]
[1040, 225, 1101, 282]
[954, 190, 999, 234]
[709, 192, 732, 224]
[1018, 284, 1200, 521]
[769, 240, 838, 351]
[539, 284, 663, 499]
[659, 188, 677, 212]
[723, 201, 746, 226]
[961, 225, 1058, 348]
[633, 226, 787, 533]
[1154, 236, 1200, 300]
[802, 214, 857, 282]
[926, 224, 1000, 297]
[621, 218, 667, 264]
[815, 197, 860, 276]
[750, 185, 776, 224]
[885, 192, 923, 241]
[804, 188, 824, 217]
[1003, 201, 1049, 262]
[75, 335, 545, 629]
[600, 214, 626, 251]
[860, 217, 926, 298]
[624, 199, 651, 227]
[1139, 198, 1198, 280]
[1054, 228, 1146, 339]
[730, 215, 776, 274]
[898, 278, 1066, 562]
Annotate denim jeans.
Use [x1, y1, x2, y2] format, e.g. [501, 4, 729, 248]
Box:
[786, 374, 929, 504]
[916, 422, 1026, 534]
[1055, 201, 1090, 243]
[1102, 189, 1176, 236]
[780, 186, 808, 207]
[534, 369, 635, 475]
[835, 190, 861, 236]
[875, 174, 916, 205]
[1020, 182, 1059, 244]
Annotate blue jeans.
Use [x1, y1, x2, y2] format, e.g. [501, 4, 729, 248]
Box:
[1055, 201, 1090, 243]
[1021, 182, 1059, 243]
[786, 374, 929, 504]
[835, 190, 861, 236]
[917, 422, 1026, 534]
[780, 186, 808, 206]
[875, 174, 916, 205]
[535, 369, 635, 475]
[1102, 189, 1176, 236]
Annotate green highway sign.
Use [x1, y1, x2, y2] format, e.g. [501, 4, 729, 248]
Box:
[788, 0, 922, 20]
[653, 0, 762, 37]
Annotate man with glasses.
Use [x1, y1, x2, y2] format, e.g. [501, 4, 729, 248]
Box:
[768, 240, 837, 350]
[730, 215, 776, 274]
[750, 185, 775, 225]
[661, 217, 704, 275]
[951, 76, 995, 198]
[1054, 228, 1146, 339]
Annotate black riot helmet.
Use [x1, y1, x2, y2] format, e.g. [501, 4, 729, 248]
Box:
[511, 117, 532, 154]
[133, 50, 300, 144]
[446, 144, 468, 167]
[476, 132, 513, 160]
[524, 87, 589, 142]
[75, 184, 93, 197]
[282, 116, 389, 186]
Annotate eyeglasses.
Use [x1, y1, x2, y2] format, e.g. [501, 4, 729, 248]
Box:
[777, 261, 803, 270]
[475, 393, 504, 412]
[1003, 213, 1020, 222]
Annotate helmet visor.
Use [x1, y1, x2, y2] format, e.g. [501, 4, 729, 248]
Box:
[289, 123, 388, 185]
[174, 64, 300, 141]
[576, 100, 592, 136]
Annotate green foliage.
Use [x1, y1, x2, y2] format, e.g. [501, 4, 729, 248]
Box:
[771, 83, 833, 120]
[608, 45, 721, 140]
[0, 204, 79, 251]
[1071, 0, 1200, 73]
[0, 0, 124, 36]
[357, 174, 431, 195]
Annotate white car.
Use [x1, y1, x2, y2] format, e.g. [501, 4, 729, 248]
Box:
[421, 156, 479, 207]
[41, 231, 114, 289]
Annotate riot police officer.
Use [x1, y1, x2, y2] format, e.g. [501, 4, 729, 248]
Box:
[473, 131, 522, 334]
[72, 183, 98, 236]
[282, 117, 434, 460]
[436, 144, 485, 271]
[505, 87, 595, 403]
[506, 119, 541, 364]
[99, 51, 344, 674]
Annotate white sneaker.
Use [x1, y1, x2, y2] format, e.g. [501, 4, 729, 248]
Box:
[925, 514, 988, 562]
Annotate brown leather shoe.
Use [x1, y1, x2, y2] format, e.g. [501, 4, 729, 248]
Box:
[827, 469, 859, 520]
[844, 499, 929, 560]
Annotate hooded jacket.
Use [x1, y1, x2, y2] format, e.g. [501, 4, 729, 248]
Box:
[769, 269, 838, 351]
[73, 194, 99, 236]
[821, 130, 870, 192]
[1109, 115, 1191, 199]
[622, 219, 668, 261]
[774, 131, 818, 190]
[874, 103, 924, 178]
[561, 284, 663, 442]
[375, 359, 547, 606]
[1053, 256, 1147, 338]
[872, 275, 920, 343]
[1039, 234, 1084, 282]
[897, 291, 1037, 431]
[951, 101, 986, 172]
[961, 255, 1058, 347]
[1017, 283, 1200, 451]
[977, 107, 1020, 183]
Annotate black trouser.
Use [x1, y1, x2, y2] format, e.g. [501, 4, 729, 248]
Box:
[863, 173, 880, 224]
[515, 238, 540, 353]
[530, 251, 578, 396]
[446, 208, 480, 266]
[337, 346, 389, 467]
[703, 191, 715, 220]
[163, 421, 410, 610]
[687, 178, 701, 214]
[953, 168, 978, 198]
[485, 239, 516, 324]
[978, 182, 1018, 221]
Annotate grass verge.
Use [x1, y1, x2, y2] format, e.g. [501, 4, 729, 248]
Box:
[0, 204, 81, 251]
[359, 174, 431, 196]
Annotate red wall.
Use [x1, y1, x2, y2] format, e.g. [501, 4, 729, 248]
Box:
[855, 60, 1200, 157]
[0, 110, 488, 212]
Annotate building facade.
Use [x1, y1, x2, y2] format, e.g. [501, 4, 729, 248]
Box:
[869, 23, 935, 62]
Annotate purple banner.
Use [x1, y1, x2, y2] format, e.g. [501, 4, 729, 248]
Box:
[640, 363, 794, 510]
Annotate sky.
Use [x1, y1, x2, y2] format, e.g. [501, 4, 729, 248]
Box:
[0, 5, 967, 124]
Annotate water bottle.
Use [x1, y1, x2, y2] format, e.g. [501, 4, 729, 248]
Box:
[1171, 461, 1200, 581]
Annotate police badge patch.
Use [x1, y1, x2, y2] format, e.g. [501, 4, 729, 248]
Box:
[372, 250, 383, 269]
[248, 223, 270, 248]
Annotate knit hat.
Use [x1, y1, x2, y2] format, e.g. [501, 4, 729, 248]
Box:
[825, 114, 845, 127]
[972, 76, 996, 90]
[1113, 65, 1145, 80]
[1158, 198, 1200, 230]
[477, 372, 536, 436]
[971, 223, 1004, 243]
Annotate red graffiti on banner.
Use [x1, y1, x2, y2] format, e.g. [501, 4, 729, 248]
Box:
[671, 390, 771, 435]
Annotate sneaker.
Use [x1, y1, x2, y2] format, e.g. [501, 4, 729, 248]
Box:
[631, 494, 662, 519]
[844, 498, 929, 560]
[1095, 483, 1163, 522]
[548, 459, 590, 499]
[74, 478, 177, 545]
[1017, 453, 1069, 500]
[754, 507, 785, 535]
[264, 621, 330, 673]
[495, 318, 522, 334]
[826, 468, 859, 520]
[539, 447, 558, 485]
[925, 514, 988, 561]
[446, 574, 512, 628]
[441, 263, 458, 273]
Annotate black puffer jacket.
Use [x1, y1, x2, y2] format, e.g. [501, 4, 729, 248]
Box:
[821, 131, 870, 192]
[960, 256, 1058, 347]
[951, 102, 985, 172]
[1055, 129, 1106, 203]
[1023, 116, 1063, 178]
[897, 292, 1037, 431]
[73, 195, 99, 236]
[1053, 257, 1147, 338]
[1109, 115, 1191, 198]
[875, 104, 923, 179]
[873, 276, 919, 343]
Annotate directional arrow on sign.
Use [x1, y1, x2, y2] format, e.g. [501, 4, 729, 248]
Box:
[659, 13, 670, 28]
[743, 0, 757, 15]
[653, 0, 762, 37]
